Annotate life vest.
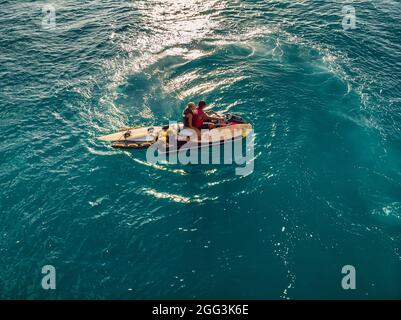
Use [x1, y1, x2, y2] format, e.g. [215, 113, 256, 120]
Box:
[193, 108, 205, 128]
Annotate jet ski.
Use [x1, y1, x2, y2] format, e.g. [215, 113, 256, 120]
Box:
[98, 114, 252, 151]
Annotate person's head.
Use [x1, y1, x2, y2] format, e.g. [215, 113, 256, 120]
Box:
[187, 102, 196, 111]
[198, 100, 207, 109]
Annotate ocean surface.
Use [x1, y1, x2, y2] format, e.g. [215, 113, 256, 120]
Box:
[1, 0, 401, 299]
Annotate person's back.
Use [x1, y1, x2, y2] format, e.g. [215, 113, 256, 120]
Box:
[182, 102, 201, 139]
[182, 102, 196, 128]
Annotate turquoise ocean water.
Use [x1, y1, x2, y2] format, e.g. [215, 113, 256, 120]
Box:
[1, 0, 401, 299]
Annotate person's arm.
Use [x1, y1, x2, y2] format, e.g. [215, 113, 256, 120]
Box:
[204, 113, 224, 122]
[208, 110, 221, 117]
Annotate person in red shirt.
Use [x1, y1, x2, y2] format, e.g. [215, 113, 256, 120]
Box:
[192, 100, 225, 130]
